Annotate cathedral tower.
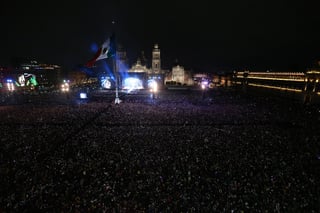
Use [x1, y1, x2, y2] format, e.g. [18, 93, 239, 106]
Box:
[152, 44, 161, 74]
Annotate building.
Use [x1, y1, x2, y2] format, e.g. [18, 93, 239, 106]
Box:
[20, 61, 61, 88]
[233, 70, 320, 104]
[97, 43, 195, 89]
[211, 71, 233, 87]
[150, 44, 161, 75]
[0, 60, 61, 92]
[126, 44, 168, 88]
[165, 65, 194, 86]
[128, 58, 150, 74]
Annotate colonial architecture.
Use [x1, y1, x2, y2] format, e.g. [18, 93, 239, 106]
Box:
[165, 65, 194, 86]
[125, 44, 168, 87]
[88, 43, 196, 89]
[151, 44, 161, 75]
[233, 70, 320, 104]
[128, 58, 149, 73]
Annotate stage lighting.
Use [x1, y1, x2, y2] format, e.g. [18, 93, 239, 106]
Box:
[123, 77, 143, 91]
[80, 93, 87, 99]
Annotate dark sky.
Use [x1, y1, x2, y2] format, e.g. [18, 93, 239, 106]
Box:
[1, 0, 320, 72]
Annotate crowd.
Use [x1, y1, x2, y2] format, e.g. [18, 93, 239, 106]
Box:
[0, 88, 319, 212]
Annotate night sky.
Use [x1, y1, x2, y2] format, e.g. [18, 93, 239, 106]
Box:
[1, 0, 320, 73]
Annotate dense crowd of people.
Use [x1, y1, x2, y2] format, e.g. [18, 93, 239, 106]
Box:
[0, 88, 319, 212]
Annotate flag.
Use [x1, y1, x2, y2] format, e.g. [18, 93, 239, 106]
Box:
[85, 33, 116, 67]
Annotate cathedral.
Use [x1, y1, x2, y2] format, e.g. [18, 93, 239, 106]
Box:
[121, 44, 194, 87]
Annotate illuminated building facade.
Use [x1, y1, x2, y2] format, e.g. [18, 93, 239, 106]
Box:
[128, 59, 150, 74]
[233, 70, 320, 103]
[234, 71, 306, 92]
[165, 65, 194, 86]
[125, 44, 168, 87]
[151, 44, 161, 75]
[104, 43, 194, 88]
[148, 44, 167, 86]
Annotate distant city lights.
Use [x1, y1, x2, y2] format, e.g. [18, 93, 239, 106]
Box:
[6, 79, 15, 91]
[61, 80, 70, 92]
[201, 80, 208, 90]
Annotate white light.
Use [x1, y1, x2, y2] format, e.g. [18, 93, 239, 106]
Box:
[19, 75, 25, 86]
[201, 80, 208, 90]
[80, 93, 87, 99]
[7, 82, 15, 91]
[123, 77, 144, 90]
[148, 79, 158, 92]
[101, 78, 111, 89]
[61, 82, 70, 92]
